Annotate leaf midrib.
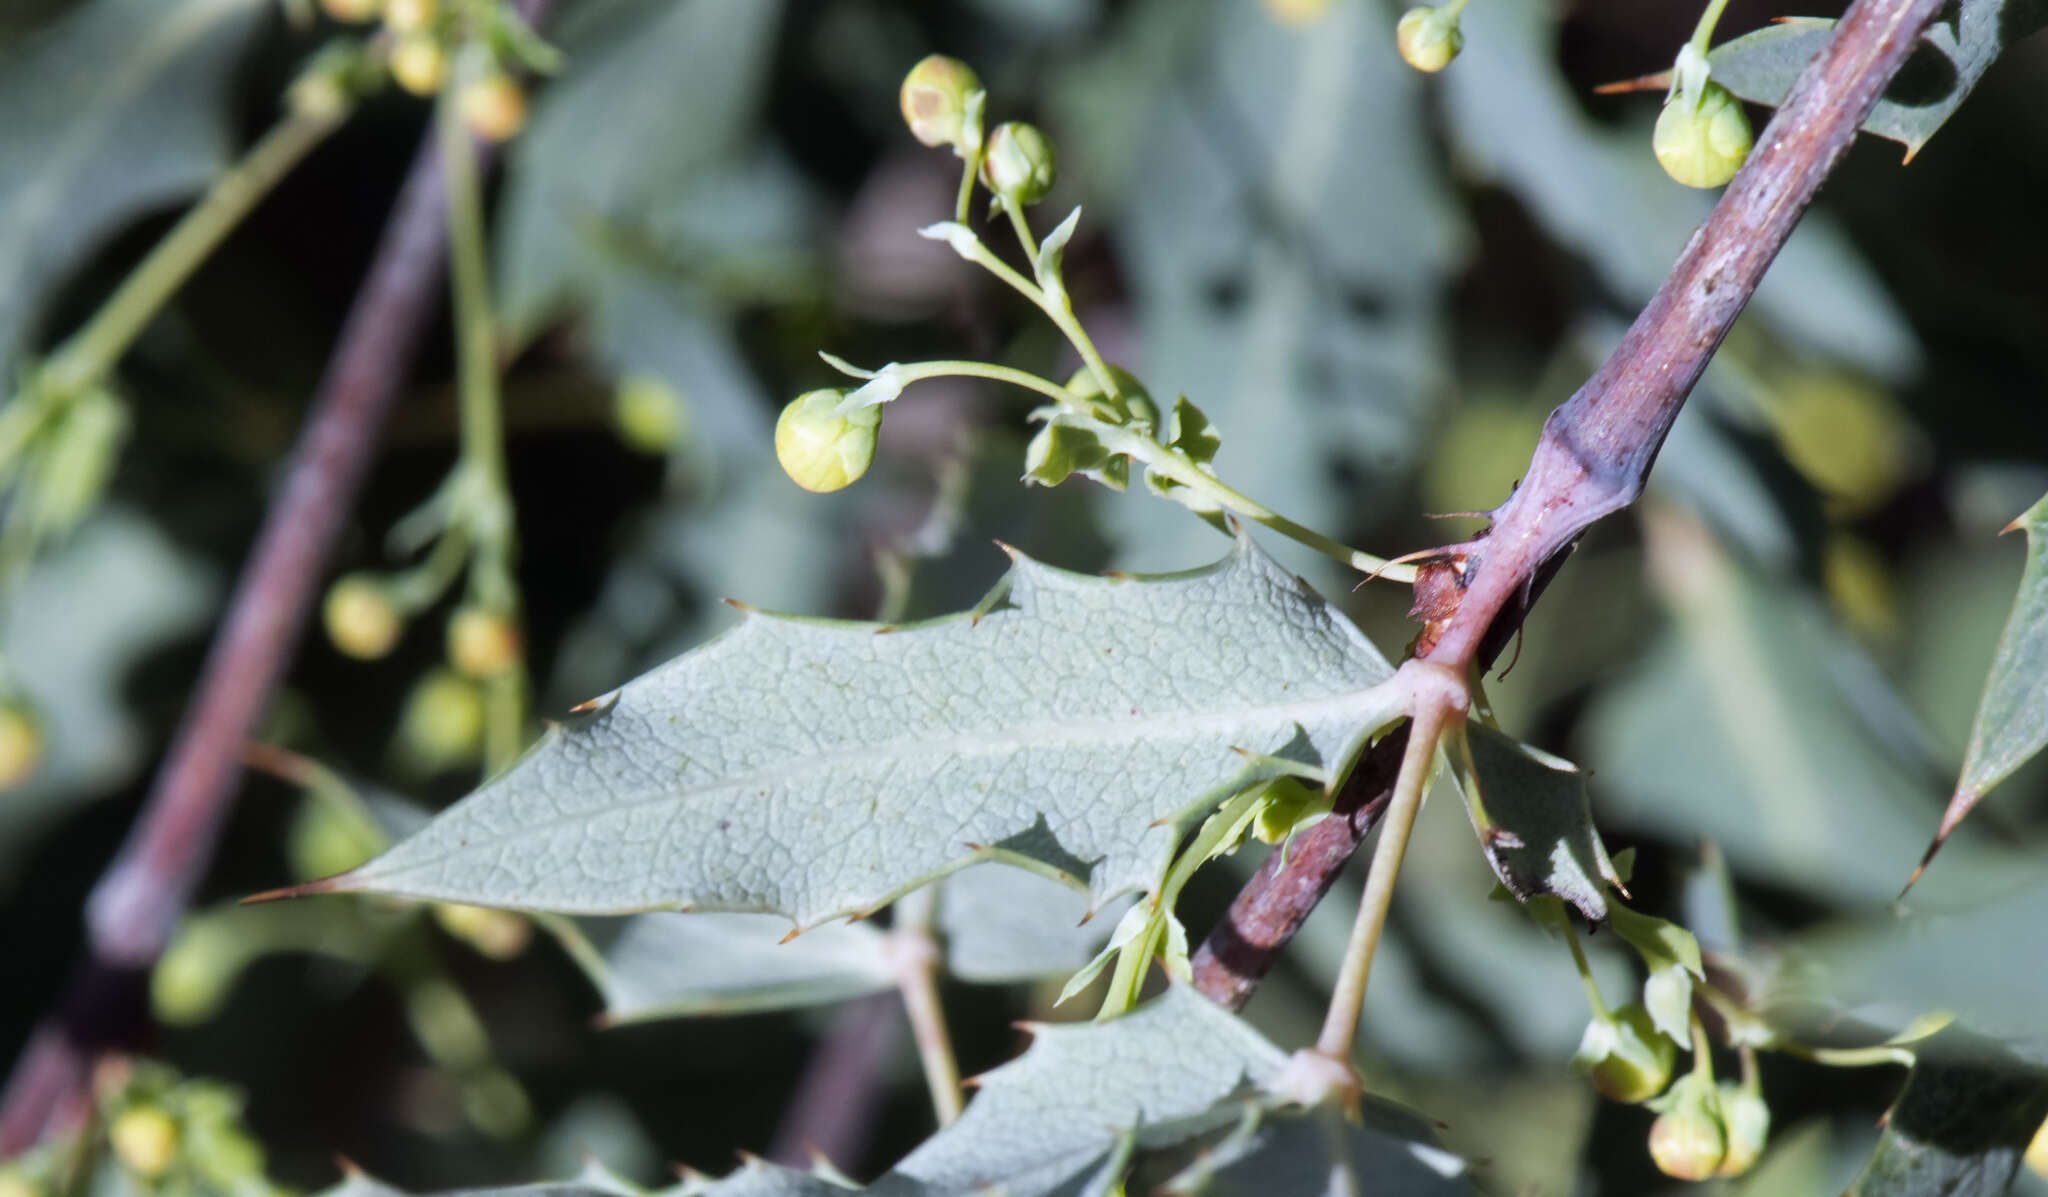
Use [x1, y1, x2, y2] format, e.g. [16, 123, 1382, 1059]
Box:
[367, 679, 1398, 873]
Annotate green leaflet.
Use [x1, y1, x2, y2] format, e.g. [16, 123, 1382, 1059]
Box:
[1911, 491, 2048, 886]
[0, 0, 267, 377]
[1709, 0, 2048, 162]
[307, 536, 1401, 927]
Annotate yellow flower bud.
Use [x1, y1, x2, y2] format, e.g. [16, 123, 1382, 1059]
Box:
[0, 698, 41, 791]
[1714, 1081, 1770, 1177]
[775, 390, 881, 493]
[1396, 6, 1463, 73]
[1648, 1078, 1728, 1180]
[447, 606, 521, 679]
[981, 122, 1057, 206]
[899, 55, 982, 150]
[612, 374, 686, 455]
[397, 669, 486, 772]
[389, 34, 445, 95]
[111, 1106, 180, 1179]
[324, 573, 403, 660]
[459, 73, 527, 142]
[1654, 81, 1753, 189]
[383, 0, 435, 33]
[1574, 1003, 1678, 1104]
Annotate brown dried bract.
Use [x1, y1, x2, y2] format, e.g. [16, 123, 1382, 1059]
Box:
[1407, 554, 1469, 658]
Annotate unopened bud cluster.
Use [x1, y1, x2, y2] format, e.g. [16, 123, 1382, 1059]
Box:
[777, 55, 1069, 494]
[319, 0, 533, 139]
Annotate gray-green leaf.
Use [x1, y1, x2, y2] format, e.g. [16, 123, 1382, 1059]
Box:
[938, 862, 1128, 984]
[568, 912, 894, 1024]
[886, 986, 1467, 1197]
[305, 537, 1400, 928]
[1847, 1027, 2048, 1197]
[1910, 490, 2048, 889]
[0, 0, 267, 377]
[1441, 721, 1622, 923]
[1710, 0, 2048, 161]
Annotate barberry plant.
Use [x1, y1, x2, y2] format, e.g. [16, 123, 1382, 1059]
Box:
[4, 0, 2048, 1194]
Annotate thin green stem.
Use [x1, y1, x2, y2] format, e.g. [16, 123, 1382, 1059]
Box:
[947, 234, 1121, 401]
[1102, 427, 1418, 582]
[1315, 702, 1451, 1061]
[865, 361, 1417, 582]
[1002, 196, 1039, 272]
[883, 360, 1081, 409]
[44, 107, 345, 396]
[439, 65, 528, 771]
[1689, 0, 1734, 54]
[1090, 786, 1268, 1022]
[482, 669, 527, 776]
[953, 151, 981, 225]
[383, 524, 473, 612]
[892, 887, 964, 1125]
[1097, 908, 1165, 1021]
[1688, 1013, 1716, 1084]
[1562, 919, 1610, 1019]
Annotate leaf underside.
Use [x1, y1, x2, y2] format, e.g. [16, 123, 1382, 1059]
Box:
[565, 862, 1127, 1023]
[1709, 0, 2048, 159]
[1443, 721, 1622, 922]
[311, 536, 1400, 929]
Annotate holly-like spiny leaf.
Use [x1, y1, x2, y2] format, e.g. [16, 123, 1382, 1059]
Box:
[1846, 1026, 2048, 1197]
[1908, 490, 2048, 890]
[1440, 721, 1623, 923]
[1709, 0, 2048, 162]
[315, 990, 1467, 1196]
[886, 986, 1468, 1197]
[282, 536, 1401, 930]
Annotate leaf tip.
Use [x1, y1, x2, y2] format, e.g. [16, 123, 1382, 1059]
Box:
[1593, 71, 1669, 95]
[567, 693, 609, 715]
[242, 875, 350, 905]
[1901, 786, 1979, 897]
[721, 597, 757, 613]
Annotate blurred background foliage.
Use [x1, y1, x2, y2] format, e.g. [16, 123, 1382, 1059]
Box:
[1, 0, 2046, 1193]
